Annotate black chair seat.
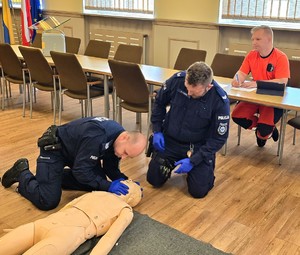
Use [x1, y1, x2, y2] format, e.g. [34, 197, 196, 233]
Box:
[287, 116, 300, 129]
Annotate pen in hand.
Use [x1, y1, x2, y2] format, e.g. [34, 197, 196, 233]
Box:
[235, 73, 240, 87]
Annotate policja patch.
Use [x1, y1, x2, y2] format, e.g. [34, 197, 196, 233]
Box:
[218, 123, 228, 135]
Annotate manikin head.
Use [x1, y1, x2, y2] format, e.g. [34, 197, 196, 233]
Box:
[119, 180, 143, 207]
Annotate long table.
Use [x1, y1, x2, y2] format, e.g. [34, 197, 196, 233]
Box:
[10, 45, 300, 164]
[11, 45, 177, 118]
[216, 76, 300, 165]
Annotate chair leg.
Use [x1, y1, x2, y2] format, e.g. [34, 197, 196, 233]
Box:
[292, 111, 298, 145]
[237, 125, 241, 145]
[8, 82, 12, 98]
[29, 83, 33, 119]
[58, 93, 63, 125]
[90, 100, 93, 117]
[1, 77, 5, 110]
[221, 141, 227, 156]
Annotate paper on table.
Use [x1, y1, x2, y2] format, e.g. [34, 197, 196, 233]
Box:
[231, 87, 256, 92]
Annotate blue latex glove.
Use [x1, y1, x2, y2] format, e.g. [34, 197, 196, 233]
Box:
[153, 132, 165, 152]
[108, 178, 129, 195]
[174, 158, 193, 174]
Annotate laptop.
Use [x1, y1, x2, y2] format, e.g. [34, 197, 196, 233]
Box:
[256, 80, 285, 96]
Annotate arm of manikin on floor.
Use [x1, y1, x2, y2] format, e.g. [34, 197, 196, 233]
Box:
[89, 207, 134, 255]
[0, 222, 35, 255]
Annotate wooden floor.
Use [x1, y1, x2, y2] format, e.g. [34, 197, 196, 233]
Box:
[1, 87, 300, 255]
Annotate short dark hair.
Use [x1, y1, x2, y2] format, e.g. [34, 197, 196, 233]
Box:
[186, 61, 213, 86]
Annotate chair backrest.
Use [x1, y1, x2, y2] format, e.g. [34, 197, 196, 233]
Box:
[19, 46, 54, 86]
[84, 40, 111, 58]
[211, 53, 245, 78]
[108, 59, 149, 104]
[0, 43, 23, 80]
[65, 36, 81, 54]
[174, 48, 207, 70]
[114, 44, 143, 63]
[31, 33, 42, 48]
[50, 51, 87, 92]
[288, 59, 300, 88]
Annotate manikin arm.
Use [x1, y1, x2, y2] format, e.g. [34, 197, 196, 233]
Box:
[89, 207, 134, 255]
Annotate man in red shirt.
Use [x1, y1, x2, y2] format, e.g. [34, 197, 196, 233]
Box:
[231, 25, 290, 147]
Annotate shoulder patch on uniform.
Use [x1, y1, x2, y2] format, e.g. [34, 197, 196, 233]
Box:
[218, 122, 228, 135]
[212, 80, 229, 103]
[175, 71, 186, 78]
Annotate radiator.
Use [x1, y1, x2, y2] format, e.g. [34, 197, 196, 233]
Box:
[89, 29, 148, 63]
[226, 42, 300, 60]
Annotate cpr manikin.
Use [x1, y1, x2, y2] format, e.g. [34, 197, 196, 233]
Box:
[0, 180, 142, 255]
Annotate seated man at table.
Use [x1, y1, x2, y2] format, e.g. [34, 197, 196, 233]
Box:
[231, 25, 290, 147]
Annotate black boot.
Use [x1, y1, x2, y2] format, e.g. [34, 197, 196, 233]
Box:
[272, 126, 279, 142]
[1, 158, 29, 188]
[256, 130, 266, 147]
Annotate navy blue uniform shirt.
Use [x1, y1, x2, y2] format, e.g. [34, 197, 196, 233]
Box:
[151, 71, 230, 165]
[57, 117, 126, 190]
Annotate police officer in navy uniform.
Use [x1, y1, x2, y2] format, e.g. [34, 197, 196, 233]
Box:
[147, 61, 230, 198]
[1, 117, 147, 211]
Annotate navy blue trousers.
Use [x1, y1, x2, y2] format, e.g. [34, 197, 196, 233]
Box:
[146, 136, 215, 198]
[18, 149, 105, 211]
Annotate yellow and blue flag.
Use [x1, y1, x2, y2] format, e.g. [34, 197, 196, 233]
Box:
[2, 0, 15, 44]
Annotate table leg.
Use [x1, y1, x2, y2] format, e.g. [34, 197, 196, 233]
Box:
[278, 109, 287, 165]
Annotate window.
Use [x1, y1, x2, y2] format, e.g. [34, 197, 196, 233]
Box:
[83, 0, 154, 19]
[0, 0, 21, 7]
[220, 0, 300, 29]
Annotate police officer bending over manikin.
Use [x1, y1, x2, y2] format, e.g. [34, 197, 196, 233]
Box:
[1, 117, 147, 211]
[147, 61, 230, 198]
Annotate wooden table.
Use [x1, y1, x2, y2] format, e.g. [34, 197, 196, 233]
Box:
[11, 45, 177, 118]
[12, 45, 300, 164]
[215, 76, 300, 165]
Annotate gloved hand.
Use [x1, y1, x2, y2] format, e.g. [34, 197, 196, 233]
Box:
[174, 158, 193, 174]
[108, 178, 129, 195]
[153, 132, 165, 152]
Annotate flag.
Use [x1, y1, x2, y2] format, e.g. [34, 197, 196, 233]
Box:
[30, 0, 43, 42]
[21, 0, 33, 46]
[2, 0, 15, 44]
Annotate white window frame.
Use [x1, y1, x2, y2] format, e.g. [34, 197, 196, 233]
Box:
[0, 0, 21, 8]
[219, 0, 300, 30]
[83, 0, 154, 20]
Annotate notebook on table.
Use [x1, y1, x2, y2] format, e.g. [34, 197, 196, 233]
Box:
[256, 80, 285, 96]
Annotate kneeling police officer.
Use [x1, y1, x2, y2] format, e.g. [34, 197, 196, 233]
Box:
[1, 117, 146, 210]
[147, 62, 230, 198]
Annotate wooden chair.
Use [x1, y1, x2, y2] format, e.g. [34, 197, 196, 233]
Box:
[211, 53, 244, 107]
[211, 53, 244, 155]
[84, 40, 111, 58]
[31, 33, 42, 48]
[65, 36, 81, 54]
[108, 59, 151, 135]
[84, 40, 112, 84]
[0, 43, 30, 116]
[110, 44, 144, 120]
[50, 51, 104, 124]
[114, 44, 143, 63]
[211, 53, 244, 79]
[19, 46, 58, 122]
[174, 48, 207, 70]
